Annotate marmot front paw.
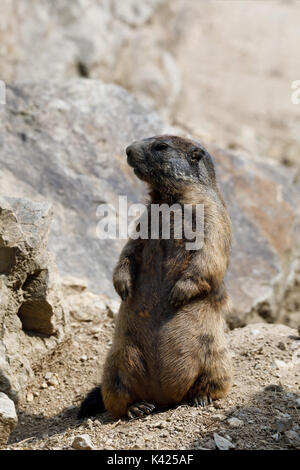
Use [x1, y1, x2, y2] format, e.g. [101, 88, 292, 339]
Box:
[169, 277, 211, 307]
[113, 269, 133, 301]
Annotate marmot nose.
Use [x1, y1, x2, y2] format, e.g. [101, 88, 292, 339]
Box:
[126, 145, 133, 159]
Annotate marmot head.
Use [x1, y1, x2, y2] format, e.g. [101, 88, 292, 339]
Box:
[126, 135, 216, 192]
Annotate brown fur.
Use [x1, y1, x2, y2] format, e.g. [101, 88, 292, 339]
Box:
[101, 135, 232, 419]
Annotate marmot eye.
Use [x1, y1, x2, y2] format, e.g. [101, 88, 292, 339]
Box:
[153, 142, 168, 151]
[191, 149, 205, 161]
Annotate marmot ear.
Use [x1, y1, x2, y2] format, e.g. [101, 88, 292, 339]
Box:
[190, 148, 206, 162]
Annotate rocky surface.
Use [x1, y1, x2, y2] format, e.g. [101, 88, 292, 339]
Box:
[0, 80, 163, 298]
[0, 196, 69, 403]
[212, 146, 300, 327]
[1, 0, 299, 169]
[4, 314, 300, 450]
[0, 80, 299, 327]
[0, 392, 18, 448]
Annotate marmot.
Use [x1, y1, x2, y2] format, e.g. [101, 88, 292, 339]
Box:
[78, 135, 232, 420]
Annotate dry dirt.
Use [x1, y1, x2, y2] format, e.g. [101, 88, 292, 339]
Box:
[5, 305, 300, 451]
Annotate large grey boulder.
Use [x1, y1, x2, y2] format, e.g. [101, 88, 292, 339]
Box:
[0, 80, 163, 297]
[211, 147, 300, 327]
[0, 392, 18, 448]
[0, 196, 69, 402]
[0, 80, 299, 328]
[0, 0, 176, 116]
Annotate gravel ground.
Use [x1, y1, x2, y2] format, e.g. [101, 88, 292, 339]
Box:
[6, 313, 300, 450]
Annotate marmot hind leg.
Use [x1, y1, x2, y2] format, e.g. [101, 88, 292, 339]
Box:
[102, 344, 151, 419]
[186, 370, 232, 407]
[101, 367, 136, 419]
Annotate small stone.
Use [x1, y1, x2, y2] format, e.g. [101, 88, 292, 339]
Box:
[272, 359, 288, 370]
[295, 398, 300, 408]
[212, 402, 223, 409]
[80, 355, 88, 362]
[41, 381, 48, 389]
[284, 430, 300, 446]
[33, 391, 39, 397]
[264, 384, 283, 392]
[90, 327, 101, 335]
[26, 392, 34, 402]
[251, 329, 260, 337]
[106, 299, 120, 319]
[277, 342, 286, 351]
[72, 434, 94, 450]
[214, 414, 225, 420]
[152, 421, 166, 429]
[174, 425, 183, 431]
[214, 433, 235, 450]
[271, 433, 279, 441]
[202, 439, 216, 450]
[275, 413, 293, 432]
[45, 372, 53, 381]
[47, 375, 59, 387]
[227, 417, 244, 428]
[86, 419, 93, 430]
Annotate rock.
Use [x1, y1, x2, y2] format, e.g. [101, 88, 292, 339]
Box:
[0, 80, 163, 300]
[275, 413, 293, 432]
[250, 329, 261, 337]
[86, 419, 93, 430]
[272, 359, 289, 370]
[277, 341, 286, 351]
[202, 439, 216, 450]
[227, 417, 244, 428]
[26, 392, 33, 402]
[44, 373, 59, 387]
[264, 384, 283, 392]
[211, 146, 300, 328]
[106, 299, 121, 320]
[62, 278, 120, 323]
[72, 434, 94, 450]
[0, 197, 69, 402]
[113, 0, 162, 27]
[0, 392, 18, 448]
[80, 355, 88, 362]
[213, 433, 235, 450]
[151, 421, 166, 429]
[284, 430, 300, 447]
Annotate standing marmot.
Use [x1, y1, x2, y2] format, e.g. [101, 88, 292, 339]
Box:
[78, 135, 232, 420]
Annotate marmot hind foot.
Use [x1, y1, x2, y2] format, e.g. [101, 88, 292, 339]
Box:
[127, 402, 155, 419]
